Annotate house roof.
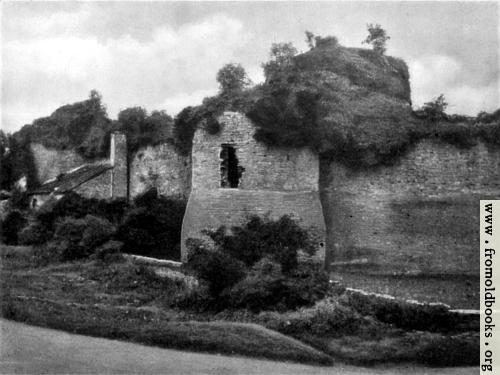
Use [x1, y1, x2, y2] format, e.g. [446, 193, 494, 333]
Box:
[30, 163, 113, 195]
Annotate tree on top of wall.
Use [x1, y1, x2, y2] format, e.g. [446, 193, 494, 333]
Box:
[216, 63, 251, 96]
[362, 23, 390, 55]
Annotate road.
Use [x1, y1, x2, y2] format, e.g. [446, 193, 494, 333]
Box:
[0, 319, 476, 374]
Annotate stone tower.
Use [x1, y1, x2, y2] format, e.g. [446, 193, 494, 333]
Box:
[110, 132, 128, 199]
[180, 112, 326, 262]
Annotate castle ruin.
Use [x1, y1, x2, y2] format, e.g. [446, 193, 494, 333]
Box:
[180, 112, 326, 260]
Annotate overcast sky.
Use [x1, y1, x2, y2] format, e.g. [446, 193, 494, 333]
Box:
[2, 1, 498, 133]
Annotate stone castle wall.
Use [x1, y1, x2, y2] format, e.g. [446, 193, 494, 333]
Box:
[30, 143, 106, 183]
[74, 170, 113, 199]
[129, 141, 191, 200]
[181, 112, 326, 260]
[322, 139, 500, 275]
[30, 117, 500, 274]
[191, 113, 319, 192]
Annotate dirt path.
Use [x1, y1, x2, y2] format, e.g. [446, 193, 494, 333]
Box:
[0, 319, 476, 375]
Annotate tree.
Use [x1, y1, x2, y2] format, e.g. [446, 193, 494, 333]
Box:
[362, 23, 390, 54]
[116, 107, 173, 153]
[421, 94, 448, 121]
[262, 42, 298, 82]
[216, 63, 251, 95]
[305, 30, 316, 49]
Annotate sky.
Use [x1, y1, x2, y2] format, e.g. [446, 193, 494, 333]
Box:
[1, 1, 499, 133]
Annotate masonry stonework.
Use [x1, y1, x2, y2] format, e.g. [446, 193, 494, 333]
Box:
[74, 170, 113, 199]
[31, 143, 106, 183]
[110, 132, 128, 198]
[181, 112, 327, 261]
[323, 139, 500, 275]
[129, 142, 191, 200]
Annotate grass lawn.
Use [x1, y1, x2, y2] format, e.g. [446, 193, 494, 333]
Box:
[0, 244, 478, 367]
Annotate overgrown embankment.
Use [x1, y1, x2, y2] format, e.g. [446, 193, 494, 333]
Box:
[246, 40, 500, 168]
[0, 242, 479, 367]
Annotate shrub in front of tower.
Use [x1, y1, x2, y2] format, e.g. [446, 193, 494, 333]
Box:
[183, 215, 329, 311]
[183, 241, 246, 302]
[202, 214, 316, 274]
[226, 257, 330, 312]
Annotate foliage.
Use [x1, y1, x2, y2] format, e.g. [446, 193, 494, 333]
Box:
[184, 215, 323, 311]
[10, 91, 174, 162]
[305, 30, 316, 49]
[44, 215, 115, 262]
[216, 63, 251, 95]
[262, 42, 298, 83]
[172, 82, 259, 156]
[184, 243, 246, 300]
[306, 31, 339, 50]
[15, 90, 112, 160]
[227, 258, 331, 312]
[35, 192, 129, 238]
[261, 297, 376, 337]
[477, 109, 500, 124]
[91, 240, 124, 264]
[203, 214, 316, 273]
[115, 107, 173, 154]
[0, 131, 39, 190]
[116, 188, 186, 260]
[0, 210, 27, 245]
[19, 221, 51, 245]
[362, 23, 390, 54]
[340, 289, 460, 332]
[415, 94, 449, 121]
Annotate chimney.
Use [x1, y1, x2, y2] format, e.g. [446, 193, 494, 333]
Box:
[110, 132, 128, 199]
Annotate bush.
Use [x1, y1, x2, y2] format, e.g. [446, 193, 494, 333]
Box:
[45, 215, 115, 262]
[1, 210, 27, 245]
[260, 297, 377, 337]
[36, 193, 129, 234]
[184, 243, 246, 300]
[227, 258, 286, 311]
[91, 240, 124, 263]
[116, 188, 186, 260]
[18, 221, 51, 245]
[204, 214, 316, 273]
[227, 258, 331, 312]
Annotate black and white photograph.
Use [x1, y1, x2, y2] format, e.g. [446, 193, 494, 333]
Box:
[1, 1, 498, 374]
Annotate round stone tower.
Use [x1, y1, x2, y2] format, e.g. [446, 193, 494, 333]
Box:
[180, 112, 326, 262]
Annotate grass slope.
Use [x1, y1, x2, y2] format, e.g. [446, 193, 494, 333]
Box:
[0, 245, 478, 367]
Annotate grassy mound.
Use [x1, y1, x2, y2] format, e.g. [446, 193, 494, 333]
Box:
[1, 246, 479, 367]
[1, 293, 332, 366]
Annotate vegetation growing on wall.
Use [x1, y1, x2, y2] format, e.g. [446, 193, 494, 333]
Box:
[245, 34, 500, 169]
[0, 131, 39, 190]
[172, 64, 258, 156]
[8, 31, 500, 174]
[15, 91, 112, 160]
[114, 107, 174, 154]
